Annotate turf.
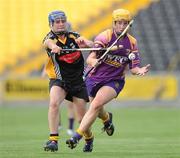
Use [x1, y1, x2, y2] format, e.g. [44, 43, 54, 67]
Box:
[0, 105, 180, 158]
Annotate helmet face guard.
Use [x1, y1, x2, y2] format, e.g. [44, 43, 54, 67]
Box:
[48, 10, 67, 35]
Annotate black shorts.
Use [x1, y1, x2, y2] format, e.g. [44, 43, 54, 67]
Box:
[49, 79, 89, 102]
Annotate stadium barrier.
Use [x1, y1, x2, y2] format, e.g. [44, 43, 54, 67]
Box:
[2, 78, 49, 101]
[0, 74, 178, 103]
[118, 75, 178, 100]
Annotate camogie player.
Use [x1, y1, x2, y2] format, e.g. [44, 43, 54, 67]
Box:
[66, 8, 150, 150]
[41, 23, 76, 136]
[43, 10, 94, 152]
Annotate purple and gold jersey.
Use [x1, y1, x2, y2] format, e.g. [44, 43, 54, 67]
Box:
[89, 29, 140, 82]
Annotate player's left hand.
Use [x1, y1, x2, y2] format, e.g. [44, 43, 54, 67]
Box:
[136, 64, 151, 76]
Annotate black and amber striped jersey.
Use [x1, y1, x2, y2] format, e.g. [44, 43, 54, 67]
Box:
[43, 31, 85, 84]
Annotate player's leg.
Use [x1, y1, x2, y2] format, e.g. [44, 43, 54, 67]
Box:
[98, 107, 114, 136]
[66, 86, 116, 150]
[44, 85, 66, 152]
[66, 101, 75, 135]
[83, 129, 94, 152]
[66, 97, 94, 152]
[72, 97, 94, 152]
[78, 86, 116, 132]
[88, 97, 114, 135]
[97, 80, 125, 136]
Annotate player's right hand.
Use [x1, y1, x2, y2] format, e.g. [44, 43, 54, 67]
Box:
[51, 45, 62, 54]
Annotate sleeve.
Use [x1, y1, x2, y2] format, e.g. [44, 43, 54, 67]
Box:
[68, 31, 80, 39]
[42, 32, 55, 44]
[94, 29, 112, 48]
[42, 32, 56, 56]
[93, 29, 112, 57]
[128, 36, 141, 69]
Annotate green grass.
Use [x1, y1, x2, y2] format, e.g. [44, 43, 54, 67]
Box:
[0, 105, 180, 158]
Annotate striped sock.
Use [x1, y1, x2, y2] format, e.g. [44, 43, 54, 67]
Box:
[49, 133, 59, 143]
[73, 129, 83, 141]
[84, 132, 94, 144]
[101, 112, 109, 123]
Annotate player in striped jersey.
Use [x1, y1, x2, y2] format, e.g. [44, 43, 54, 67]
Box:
[43, 10, 94, 152]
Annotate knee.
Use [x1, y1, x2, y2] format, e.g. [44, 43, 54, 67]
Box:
[91, 101, 103, 112]
[49, 101, 59, 111]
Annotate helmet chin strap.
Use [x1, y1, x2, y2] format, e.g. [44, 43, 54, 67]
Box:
[114, 28, 128, 36]
[54, 31, 67, 36]
[51, 26, 67, 36]
[116, 32, 122, 36]
[115, 30, 126, 36]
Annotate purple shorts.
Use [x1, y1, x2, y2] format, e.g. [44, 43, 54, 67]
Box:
[86, 78, 125, 98]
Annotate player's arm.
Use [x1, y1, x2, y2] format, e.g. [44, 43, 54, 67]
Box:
[86, 30, 110, 66]
[75, 36, 94, 48]
[128, 36, 151, 76]
[44, 39, 62, 54]
[130, 64, 151, 76]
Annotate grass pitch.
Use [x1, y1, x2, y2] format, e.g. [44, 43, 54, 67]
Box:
[0, 105, 180, 158]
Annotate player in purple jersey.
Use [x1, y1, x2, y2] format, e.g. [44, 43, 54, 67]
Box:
[66, 9, 150, 151]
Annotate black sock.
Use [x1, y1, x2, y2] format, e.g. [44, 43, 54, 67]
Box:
[69, 118, 74, 130]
